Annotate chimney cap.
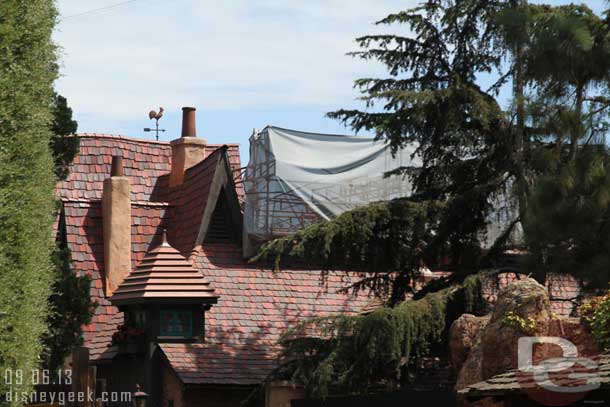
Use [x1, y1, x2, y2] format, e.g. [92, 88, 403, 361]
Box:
[111, 156, 124, 177]
[181, 106, 197, 138]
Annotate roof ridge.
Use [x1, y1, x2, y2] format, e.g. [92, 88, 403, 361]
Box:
[75, 133, 171, 145]
[182, 144, 224, 177]
[75, 133, 240, 148]
[60, 198, 172, 207]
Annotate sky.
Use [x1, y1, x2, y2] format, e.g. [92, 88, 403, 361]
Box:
[54, 0, 608, 164]
[53, 0, 410, 163]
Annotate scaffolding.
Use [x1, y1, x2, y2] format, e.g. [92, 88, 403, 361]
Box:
[243, 126, 522, 253]
[243, 126, 420, 243]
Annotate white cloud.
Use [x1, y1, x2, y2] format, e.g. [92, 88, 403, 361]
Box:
[54, 0, 414, 122]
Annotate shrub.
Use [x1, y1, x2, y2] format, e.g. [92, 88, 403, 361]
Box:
[579, 293, 610, 350]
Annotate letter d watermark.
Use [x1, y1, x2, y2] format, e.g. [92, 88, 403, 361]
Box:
[516, 336, 600, 406]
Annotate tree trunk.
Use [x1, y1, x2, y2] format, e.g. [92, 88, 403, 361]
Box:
[569, 84, 584, 162]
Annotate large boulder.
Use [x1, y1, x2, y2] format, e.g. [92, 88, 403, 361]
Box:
[449, 314, 489, 371]
[481, 278, 552, 380]
[455, 278, 551, 389]
[454, 278, 598, 389]
[453, 278, 599, 407]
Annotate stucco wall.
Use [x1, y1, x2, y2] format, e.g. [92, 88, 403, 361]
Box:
[265, 381, 305, 407]
[161, 367, 184, 407]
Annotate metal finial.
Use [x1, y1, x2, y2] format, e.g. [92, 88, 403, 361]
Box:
[161, 228, 170, 247]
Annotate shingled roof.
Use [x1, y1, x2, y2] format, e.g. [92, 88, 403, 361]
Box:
[55, 133, 369, 383]
[111, 231, 218, 306]
[458, 353, 610, 400]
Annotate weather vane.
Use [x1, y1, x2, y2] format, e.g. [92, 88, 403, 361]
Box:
[144, 107, 165, 140]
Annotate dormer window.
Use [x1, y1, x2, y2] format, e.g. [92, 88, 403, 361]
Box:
[160, 309, 193, 337]
[110, 230, 218, 344]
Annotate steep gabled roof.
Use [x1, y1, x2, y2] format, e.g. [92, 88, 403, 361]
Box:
[164, 146, 243, 255]
[61, 199, 168, 359]
[54, 133, 369, 376]
[56, 134, 242, 203]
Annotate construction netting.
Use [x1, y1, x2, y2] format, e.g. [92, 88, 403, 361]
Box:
[243, 126, 520, 250]
[243, 126, 420, 242]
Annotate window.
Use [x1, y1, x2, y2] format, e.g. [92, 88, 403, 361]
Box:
[160, 309, 193, 337]
[132, 309, 146, 329]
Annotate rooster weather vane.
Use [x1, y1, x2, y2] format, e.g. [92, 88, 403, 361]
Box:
[144, 107, 165, 140]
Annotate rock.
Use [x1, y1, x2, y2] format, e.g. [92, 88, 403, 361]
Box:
[454, 278, 598, 407]
[480, 278, 551, 380]
[449, 314, 489, 371]
[456, 278, 551, 389]
[549, 317, 598, 358]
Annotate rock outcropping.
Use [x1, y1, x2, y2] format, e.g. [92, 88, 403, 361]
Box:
[450, 278, 597, 405]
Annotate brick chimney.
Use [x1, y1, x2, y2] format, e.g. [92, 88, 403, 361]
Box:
[102, 156, 132, 296]
[169, 107, 207, 187]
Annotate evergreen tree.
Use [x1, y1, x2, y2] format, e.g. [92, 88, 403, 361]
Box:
[43, 93, 92, 371]
[524, 147, 610, 288]
[41, 224, 94, 372]
[511, 4, 610, 284]
[327, 0, 514, 277]
[50, 93, 78, 180]
[255, 0, 610, 397]
[0, 1, 59, 404]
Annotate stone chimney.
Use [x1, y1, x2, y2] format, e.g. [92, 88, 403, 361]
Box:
[169, 107, 207, 187]
[102, 156, 132, 296]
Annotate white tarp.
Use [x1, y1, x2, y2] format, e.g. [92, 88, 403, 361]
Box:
[243, 126, 520, 251]
[244, 126, 421, 241]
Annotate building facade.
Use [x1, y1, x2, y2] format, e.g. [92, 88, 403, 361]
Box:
[54, 108, 369, 407]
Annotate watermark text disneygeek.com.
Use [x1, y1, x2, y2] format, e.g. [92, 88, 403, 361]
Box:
[3, 369, 131, 405]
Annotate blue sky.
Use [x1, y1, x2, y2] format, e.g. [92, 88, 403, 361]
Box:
[54, 0, 608, 164]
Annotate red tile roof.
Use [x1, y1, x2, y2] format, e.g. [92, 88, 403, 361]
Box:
[57, 133, 582, 385]
[160, 343, 274, 385]
[56, 134, 242, 203]
[481, 272, 580, 317]
[64, 199, 168, 359]
[160, 243, 369, 385]
[55, 133, 368, 381]
[162, 147, 225, 255]
[111, 234, 218, 306]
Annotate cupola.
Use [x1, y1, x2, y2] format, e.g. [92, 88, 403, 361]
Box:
[110, 231, 217, 342]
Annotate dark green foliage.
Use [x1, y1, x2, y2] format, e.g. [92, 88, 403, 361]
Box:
[255, 0, 610, 397]
[41, 214, 95, 371]
[524, 147, 610, 288]
[278, 274, 483, 397]
[0, 0, 58, 404]
[517, 5, 610, 282]
[327, 0, 525, 284]
[329, 0, 512, 218]
[50, 93, 78, 180]
[254, 199, 443, 304]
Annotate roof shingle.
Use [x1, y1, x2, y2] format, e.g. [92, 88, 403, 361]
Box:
[55, 134, 367, 380]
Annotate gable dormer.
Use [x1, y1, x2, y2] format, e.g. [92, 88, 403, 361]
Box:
[194, 147, 243, 247]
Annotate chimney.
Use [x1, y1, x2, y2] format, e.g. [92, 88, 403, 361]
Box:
[169, 107, 207, 187]
[102, 156, 132, 296]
